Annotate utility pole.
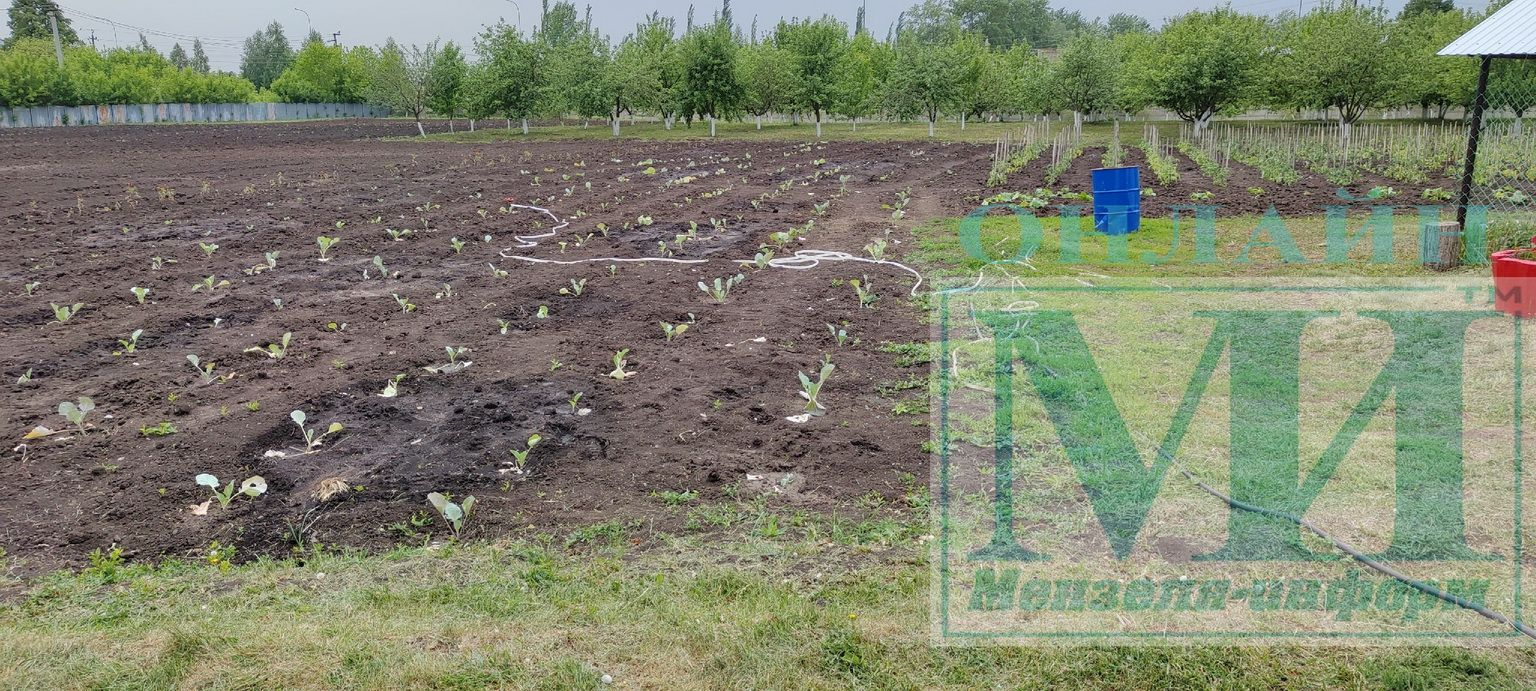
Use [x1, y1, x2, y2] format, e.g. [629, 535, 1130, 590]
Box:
[47, 12, 65, 67]
[88, 30, 97, 51]
[331, 32, 341, 47]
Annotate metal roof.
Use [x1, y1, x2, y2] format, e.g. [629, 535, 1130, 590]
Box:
[1440, 0, 1536, 57]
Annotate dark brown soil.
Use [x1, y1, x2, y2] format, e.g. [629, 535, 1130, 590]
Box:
[1, 121, 992, 572]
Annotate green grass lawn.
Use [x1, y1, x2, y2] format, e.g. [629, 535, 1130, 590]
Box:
[3, 520, 1533, 690]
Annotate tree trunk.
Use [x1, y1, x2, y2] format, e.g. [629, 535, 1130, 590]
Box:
[448, 119, 455, 133]
[664, 115, 673, 130]
[521, 118, 529, 135]
[1515, 115, 1525, 136]
[928, 117, 935, 138]
[469, 119, 475, 132]
[416, 120, 426, 137]
[709, 115, 717, 137]
[612, 114, 620, 137]
[851, 117, 857, 133]
[960, 112, 966, 130]
[506, 118, 512, 130]
[815, 114, 822, 138]
[1073, 110, 1083, 137]
[756, 113, 762, 130]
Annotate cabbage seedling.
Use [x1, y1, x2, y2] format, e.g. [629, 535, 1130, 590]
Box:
[370, 256, 389, 278]
[264, 251, 279, 269]
[50, 303, 84, 323]
[450, 237, 465, 254]
[488, 263, 508, 279]
[392, 294, 417, 313]
[445, 346, 469, 364]
[378, 373, 406, 398]
[507, 434, 542, 472]
[497, 319, 511, 335]
[536, 305, 550, 319]
[559, 278, 587, 297]
[23, 281, 40, 296]
[609, 349, 634, 380]
[116, 329, 143, 355]
[17, 368, 34, 384]
[850, 278, 876, 309]
[316, 235, 340, 262]
[797, 361, 835, 416]
[58, 396, 96, 433]
[290, 410, 343, 453]
[195, 473, 266, 509]
[386, 228, 412, 241]
[660, 322, 688, 342]
[864, 238, 887, 261]
[698, 274, 744, 303]
[426, 492, 475, 538]
[187, 354, 220, 384]
[130, 287, 149, 304]
[190, 276, 230, 293]
[245, 332, 291, 360]
[827, 323, 851, 347]
[198, 241, 219, 257]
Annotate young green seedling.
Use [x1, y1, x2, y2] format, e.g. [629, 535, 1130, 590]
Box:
[50, 303, 84, 323]
[187, 354, 220, 384]
[497, 318, 512, 335]
[370, 255, 390, 278]
[392, 294, 417, 313]
[386, 228, 412, 242]
[116, 329, 143, 355]
[864, 238, 887, 261]
[190, 276, 229, 293]
[316, 235, 340, 262]
[17, 368, 34, 384]
[827, 323, 851, 347]
[130, 287, 150, 304]
[245, 332, 292, 360]
[198, 241, 219, 257]
[698, 274, 744, 303]
[797, 360, 835, 416]
[445, 346, 469, 364]
[489, 263, 509, 279]
[378, 373, 407, 398]
[290, 409, 343, 453]
[194, 473, 267, 511]
[264, 251, 279, 269]
[426, 492, 475, 538]
[450, 237, 466, 254]
[507, 434, 542, 473]
[850, 277, 876, 309]
[660, 322, 688, 342]
[559, 278, 587, 297]
[608, 349, 634, 380]
[58, 396, 96, 433]
[23, 281, 40, 296]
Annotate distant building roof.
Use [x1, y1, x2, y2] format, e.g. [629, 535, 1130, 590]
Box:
[1440, 0, 1536, 57]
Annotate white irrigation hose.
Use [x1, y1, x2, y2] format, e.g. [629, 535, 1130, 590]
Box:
[497, 204, 925, 296]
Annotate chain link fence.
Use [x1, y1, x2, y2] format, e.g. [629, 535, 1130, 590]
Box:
[1470, 57, 1536, 252]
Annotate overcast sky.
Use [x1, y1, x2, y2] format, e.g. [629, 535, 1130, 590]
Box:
[10, 0, 1471, 72]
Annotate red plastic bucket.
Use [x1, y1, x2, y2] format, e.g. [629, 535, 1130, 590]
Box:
[1492, 238, 1536, 317]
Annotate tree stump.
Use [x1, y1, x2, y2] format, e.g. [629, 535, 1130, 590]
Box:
[1422, 221, 1461, 271]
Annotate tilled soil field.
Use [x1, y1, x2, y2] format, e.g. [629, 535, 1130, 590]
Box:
[0, 120, 1420, 572]
[0, 121, 993, 571]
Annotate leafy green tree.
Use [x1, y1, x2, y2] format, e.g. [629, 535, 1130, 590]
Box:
[475, 22, 543, 133]
[948, 32, 991, 127]
[1052, 31, 1119, 131]
[369, 39, 437, 135]
[1271, 5, 1400, 136]
[537, 1, 585, 47]
[427, 41, 466, 129]
[1399, 0, 1456, 19]
[738, 40, 794, 129]
[1106, 13, 1151, 36]
[169, 43, 189, 69]
[190, 40, 210, 74]
[5, 0, 76, 49]
[886, 32, 960, 137]
[680, 23, 742, 136]
[951, 0, 1056, 48]
[241, 21, 295, 90]
[1143, 8, 1266, 133]
[546, 30, 610, 127]
[777, 16, 848, 137]
[833, 31, 885, 131]
[1391, 9, 1476, 119]
[627, 12, 681, 128]
[898, 0, 964, 46]
[0, 38, 65, 106]
[270, 41, 371, 103]
[1490, 58, 1536, 135]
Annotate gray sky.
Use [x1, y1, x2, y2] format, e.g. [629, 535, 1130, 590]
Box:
[13, 0, 1459, 72]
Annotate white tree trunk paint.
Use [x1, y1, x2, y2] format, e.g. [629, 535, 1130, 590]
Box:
[521, 118, 529, 135]
[709, 115, 717, 137]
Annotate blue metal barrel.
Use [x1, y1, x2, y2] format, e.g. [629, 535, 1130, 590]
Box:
[1091, 166, 1142, 235]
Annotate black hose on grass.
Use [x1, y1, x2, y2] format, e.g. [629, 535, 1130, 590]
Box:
[1166, 456, 1536, 642]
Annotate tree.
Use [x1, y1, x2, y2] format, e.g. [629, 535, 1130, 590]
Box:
[545, 30, 610, 127]
[1391, 9, 1476, 120]
[475, 22, 543, 133]
[627, 13, 680, 128]
[1052, 31, 1119, 131]
[190, 40, 210, 74]
[680, 22, 742, 136]
[737, 40, 793, 129]
[1144, 8, 1266, 133]
[886, 32, 960, 137]
[270, 41, 371, 103]
[833, 31, 884, 130]
[1106, 12, 1151, 36]
[1399, 0, 1456, 19]
[242, 21, 295, 90]
[948, 31, 990, 128]
[1490, 58, 1536, 135]
[5, 0, 77, 49]
[1271, 5, 1401, 139]
[951, 0, 1059, 48]
[169, 43, 189, 69]
[427, 41, 466, 130]
[777, 16, 848, 137]
[0, 38, 66, 106]
[369, 39, 437, 136]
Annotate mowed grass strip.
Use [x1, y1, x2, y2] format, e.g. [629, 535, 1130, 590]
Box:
[2, 529, 1532, 690]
